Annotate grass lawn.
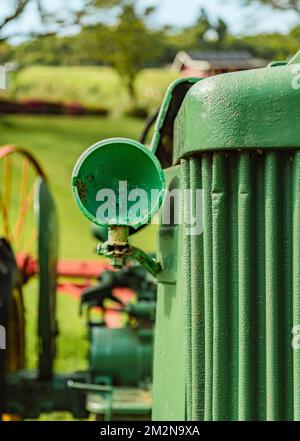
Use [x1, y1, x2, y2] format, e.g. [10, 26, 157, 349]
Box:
[0, 114, 159, 419]
[0, 114, 157, 259]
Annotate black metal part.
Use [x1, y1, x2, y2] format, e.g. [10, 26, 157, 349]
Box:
[154, 80, 198, 169]
[6, 371, 89, 419]
[0, 238, 19, 416]
[35, 178, 59, 382]
[0, 238, 18, 417]
[81, 265, 157, 314]
[139, 108, 160, 145]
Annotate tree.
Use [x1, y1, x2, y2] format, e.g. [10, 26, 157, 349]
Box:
[92, 2, 163, 102]
[215, 18, 228, 43]
[0, 0, 75, 41]
[195, 8, 211, 41]
[0, 0, 122, 41]
[243, 0, 300, 14]
[174, 8, 229, 52]
[0, 0, 31, 39]
[0, 42, 11, 64]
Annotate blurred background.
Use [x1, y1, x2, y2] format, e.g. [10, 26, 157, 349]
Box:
[2, 0, 300, 257]
[0, 0, 299, 419]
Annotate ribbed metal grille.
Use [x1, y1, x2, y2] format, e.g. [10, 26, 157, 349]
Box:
[181, 150, 300, 421]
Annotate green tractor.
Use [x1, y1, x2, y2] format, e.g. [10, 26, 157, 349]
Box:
[3, 48, 300, 421]
[73, 50, 300, 421]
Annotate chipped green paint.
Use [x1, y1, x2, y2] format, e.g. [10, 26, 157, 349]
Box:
[173, 63, 300, 163]
[72, 138, 165, 229]
[149, 77, 200, 154]
[68, 51, 300, 421]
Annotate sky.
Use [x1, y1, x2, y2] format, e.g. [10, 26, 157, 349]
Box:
[1, 0, 299, 41]
[143, 0, 299, 34]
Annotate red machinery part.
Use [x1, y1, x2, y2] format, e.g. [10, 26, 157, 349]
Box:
[17, 255, 112, 280]
[16, 254, 115, 297]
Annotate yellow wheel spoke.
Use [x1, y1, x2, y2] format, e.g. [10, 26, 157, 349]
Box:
[23, 228, 37, 256]
[4, 155, 12, 214]
[18, 157, 30, 218]
[11, 184, 35, 243]
[0, 191, 10, 240]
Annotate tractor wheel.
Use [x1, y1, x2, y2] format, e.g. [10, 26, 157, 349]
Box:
[0, 145, 58, 418]
[0, 238, 24, 420]
[0, 145, 45, 419]
[0, 145, 46, 275]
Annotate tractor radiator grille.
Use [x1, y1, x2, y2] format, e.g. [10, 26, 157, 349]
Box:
[181, 150, 300, 421]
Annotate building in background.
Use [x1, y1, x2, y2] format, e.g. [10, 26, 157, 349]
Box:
[172, 50, 267, 77]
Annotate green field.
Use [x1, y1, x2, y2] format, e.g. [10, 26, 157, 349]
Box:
[4, 66, 178, 113]
[0, 66, 176, 259]
[0, 113, 160, 420]
[0, 114, 158, 259]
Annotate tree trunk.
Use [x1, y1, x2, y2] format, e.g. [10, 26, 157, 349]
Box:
[126, 76, 137, 104]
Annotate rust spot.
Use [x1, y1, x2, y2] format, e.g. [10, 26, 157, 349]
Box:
[76, 180, 87, 201]
[86, 174, 95, 184]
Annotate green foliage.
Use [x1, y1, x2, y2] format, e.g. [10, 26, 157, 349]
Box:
[193, 8, 212, 44]
[166, 7, 229, 53]
[0, 42, 12, 63]
[13, 2, 299, 75]
[13, 1, 166, 102]
[228, 25, 300, 61]
[89, 0, 122, 6]
[244, 0, 300, 14]
[15, 36, 72, 66]
[93, 3, 164, 101]
[0, 0, 124, 41]
[6, 3, 300, 95]
[0, 0, 31, 37]
[216, 18, 228, 43]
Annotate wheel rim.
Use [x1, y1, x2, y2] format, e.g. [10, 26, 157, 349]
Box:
[0, 145, 46, 263]
[0, 145, 46, 380]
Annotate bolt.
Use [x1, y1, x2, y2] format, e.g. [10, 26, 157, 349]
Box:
[109, 256, 126, 269]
